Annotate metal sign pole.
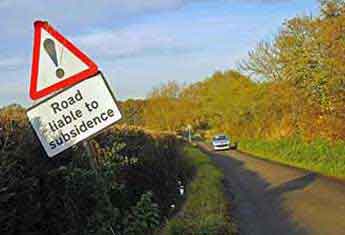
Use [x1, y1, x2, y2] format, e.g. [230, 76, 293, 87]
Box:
[82, 140, 98, 174]
[82, 140, 115, 234]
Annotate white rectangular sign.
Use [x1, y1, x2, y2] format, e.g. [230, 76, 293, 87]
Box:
[27, 73, 122, 158]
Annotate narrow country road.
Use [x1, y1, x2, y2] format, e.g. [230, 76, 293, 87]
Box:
[198, 143, 345, 235]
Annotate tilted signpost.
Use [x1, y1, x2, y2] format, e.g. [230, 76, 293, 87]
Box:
[26, 21, 122, 158]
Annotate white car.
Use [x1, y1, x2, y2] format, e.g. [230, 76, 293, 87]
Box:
[212, 135, 230, 151]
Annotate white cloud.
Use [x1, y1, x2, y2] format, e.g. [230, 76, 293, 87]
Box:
[0, 0, 196, 37]
[74, 24, 184, 59]
[0, 0, 11, 8]
[0, 0, 293, 38]
[111, 0, 186, 13]
[0, 57, 26, 71]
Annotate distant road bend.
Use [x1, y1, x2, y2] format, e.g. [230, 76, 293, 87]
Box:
[198, 143, 345, 235]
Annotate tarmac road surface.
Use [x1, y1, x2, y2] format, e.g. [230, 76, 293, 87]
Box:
[198, 143, 345, 235]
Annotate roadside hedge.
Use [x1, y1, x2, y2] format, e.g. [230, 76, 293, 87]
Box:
[0, 105, 193, 235]
[239, 138, 345, 179]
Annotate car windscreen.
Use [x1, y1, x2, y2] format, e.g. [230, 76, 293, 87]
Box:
[213, 136, 227, 141]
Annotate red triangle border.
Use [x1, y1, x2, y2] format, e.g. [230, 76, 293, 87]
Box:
[30, 21, 98, 100]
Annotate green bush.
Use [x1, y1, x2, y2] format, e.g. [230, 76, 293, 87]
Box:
[123, 192, 160, 235]
[0, 106, 193, 235]
[94, 125, 194, 218]
[239, 137, 345, 178]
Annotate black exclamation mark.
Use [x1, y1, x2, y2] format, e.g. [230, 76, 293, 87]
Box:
[43, 39, 65, 79]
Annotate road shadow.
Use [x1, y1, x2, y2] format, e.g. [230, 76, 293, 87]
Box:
[198, 144, 314, 235]
[268, 173, 317, 195]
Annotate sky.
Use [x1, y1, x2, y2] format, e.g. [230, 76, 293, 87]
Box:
[0, 0, 318, 106]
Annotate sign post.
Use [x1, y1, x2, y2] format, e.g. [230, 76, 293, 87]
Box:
[83, 140, 97, 173]
[26, 20, 120, 234]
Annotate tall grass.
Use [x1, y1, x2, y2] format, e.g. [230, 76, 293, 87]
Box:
[163, 147, 237, 235]
[239, 138, 345, 179]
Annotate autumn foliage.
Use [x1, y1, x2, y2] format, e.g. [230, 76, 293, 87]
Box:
[138, 1, 345, 143]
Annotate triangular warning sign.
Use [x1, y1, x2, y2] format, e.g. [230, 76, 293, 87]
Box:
[30, 21, 98, 100]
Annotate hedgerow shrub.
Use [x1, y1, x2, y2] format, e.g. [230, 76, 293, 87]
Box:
[93, 125, 194, 218]
[0, 105, 193, 235]
[239, 137, 345, 178]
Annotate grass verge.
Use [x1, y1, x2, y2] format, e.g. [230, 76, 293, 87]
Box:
[239, 138, 345, 179]
[162, 146, 237, 235]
